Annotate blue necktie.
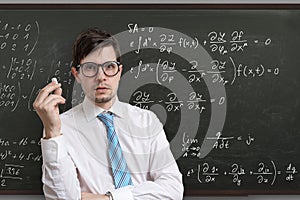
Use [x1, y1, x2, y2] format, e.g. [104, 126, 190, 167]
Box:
[97, 112, 133, 188]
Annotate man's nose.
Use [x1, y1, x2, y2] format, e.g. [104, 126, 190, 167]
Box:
[96, 67, 106, 80]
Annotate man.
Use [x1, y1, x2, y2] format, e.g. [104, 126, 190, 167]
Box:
[33, 27, 184, 200]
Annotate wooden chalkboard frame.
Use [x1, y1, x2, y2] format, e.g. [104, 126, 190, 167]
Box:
[0, 3, 300, 196]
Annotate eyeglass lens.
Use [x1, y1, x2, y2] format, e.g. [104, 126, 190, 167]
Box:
[82, 61, 119, 77]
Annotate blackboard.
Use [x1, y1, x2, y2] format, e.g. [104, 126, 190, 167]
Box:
[0, 4, 299, 195]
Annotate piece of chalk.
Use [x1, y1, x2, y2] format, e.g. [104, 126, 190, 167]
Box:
[51, 77, 58, 84]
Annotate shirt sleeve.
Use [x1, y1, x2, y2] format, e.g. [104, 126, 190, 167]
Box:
[110, 149, 183, 200]
[41, 135, 81, 200]
[111, 112, 184, 200]
[135, 132, 183, 200]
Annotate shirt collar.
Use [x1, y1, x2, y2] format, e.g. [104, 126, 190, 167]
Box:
[82, 96, 125, 122]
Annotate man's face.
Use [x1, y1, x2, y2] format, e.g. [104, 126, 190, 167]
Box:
[72, 45, 122, 109]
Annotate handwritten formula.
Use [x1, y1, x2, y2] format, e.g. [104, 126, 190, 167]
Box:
[186, 161, 298, 187]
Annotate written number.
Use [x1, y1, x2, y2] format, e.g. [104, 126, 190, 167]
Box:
[6, 167, 20, 176]
[0, 179, 5, 187]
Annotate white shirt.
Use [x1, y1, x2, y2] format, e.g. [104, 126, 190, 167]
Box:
[41, 97, 184, 200]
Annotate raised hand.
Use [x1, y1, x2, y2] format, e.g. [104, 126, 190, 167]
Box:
[33, 79, 66, 139]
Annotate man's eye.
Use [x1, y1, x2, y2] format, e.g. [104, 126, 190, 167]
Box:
[105, 63, 116, 70]
[85, 64, 96, 70]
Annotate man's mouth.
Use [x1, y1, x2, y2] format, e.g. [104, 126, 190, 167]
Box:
[96, 86, 109, 92]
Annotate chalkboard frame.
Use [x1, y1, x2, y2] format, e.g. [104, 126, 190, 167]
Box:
[0, 3, 300, 196]
[0, 3, 300, 9]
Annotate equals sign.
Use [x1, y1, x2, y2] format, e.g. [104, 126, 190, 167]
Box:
[40, 68, 44, 73]
[267, 69, 272, 73]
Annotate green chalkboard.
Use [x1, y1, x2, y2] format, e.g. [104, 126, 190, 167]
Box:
[0, 4, 299, 195]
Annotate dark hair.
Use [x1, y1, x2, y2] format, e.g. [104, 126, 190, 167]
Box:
[72, 27, 121, 69]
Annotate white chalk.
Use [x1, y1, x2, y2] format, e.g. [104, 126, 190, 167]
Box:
[51, 77, 58, 84]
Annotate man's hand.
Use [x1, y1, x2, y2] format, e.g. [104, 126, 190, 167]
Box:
[33, 80, 65, 139]
[81, 192, 109, 200]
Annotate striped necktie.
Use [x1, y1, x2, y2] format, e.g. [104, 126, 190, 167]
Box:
[97, 112, 133, 188]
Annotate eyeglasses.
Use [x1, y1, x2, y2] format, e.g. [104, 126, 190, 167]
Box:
[77, 61, 120, 77]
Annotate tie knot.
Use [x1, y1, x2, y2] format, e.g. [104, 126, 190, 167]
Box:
[97, 112, 114, 127]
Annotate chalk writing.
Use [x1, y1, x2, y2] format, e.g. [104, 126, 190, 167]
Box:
[203, 30, 271, 55]
[131, 90, 219, 113]
[0, 20, 39, 55]
[6, 57, 37, 80]
[0, 82, 17, 110]
[128, 57, 279, 86]
[128, 24, 199, 54]
[186, 161, 298, 187]
[182, 132, 256, 158]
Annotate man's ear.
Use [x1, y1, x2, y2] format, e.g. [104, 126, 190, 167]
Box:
[71, 67, 81, 84]
[119, 64, 123, 75]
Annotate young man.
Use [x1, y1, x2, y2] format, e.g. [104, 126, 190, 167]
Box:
[33, 28, 184, 200]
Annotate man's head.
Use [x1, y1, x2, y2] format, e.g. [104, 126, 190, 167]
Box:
[71, 28, 123, 109]
[72, 28, 121, 68]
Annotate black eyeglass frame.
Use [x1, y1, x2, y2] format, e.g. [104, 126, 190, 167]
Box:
[76, 61, 121, 77]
